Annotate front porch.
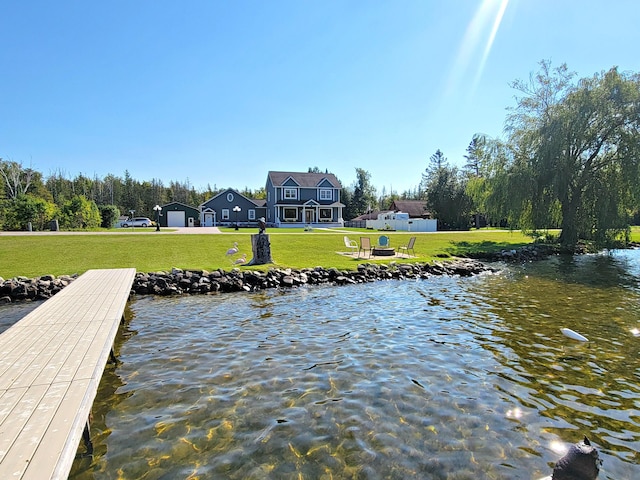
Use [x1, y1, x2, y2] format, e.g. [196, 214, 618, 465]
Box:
[272, 221, 344, 229]
[274, 202, 344, 228]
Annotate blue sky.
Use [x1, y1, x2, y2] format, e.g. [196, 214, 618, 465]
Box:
[2, 1, 640, 196]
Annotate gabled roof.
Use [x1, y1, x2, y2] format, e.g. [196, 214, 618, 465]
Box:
[351, 210, 389, 221]
[200, 188, 265, 208]
[268, 171, 342, 189]
[160, 201, 198, 210]
[390, 200, 431, 218]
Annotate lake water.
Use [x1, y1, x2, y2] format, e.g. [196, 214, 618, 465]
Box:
[3, 251, 640, 479]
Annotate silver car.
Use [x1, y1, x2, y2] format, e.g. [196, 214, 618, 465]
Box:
[122, 217, 154, 228]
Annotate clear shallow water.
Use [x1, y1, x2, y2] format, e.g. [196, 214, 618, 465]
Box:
[0, 300, 40, 334]
[4, 251, 639, 479]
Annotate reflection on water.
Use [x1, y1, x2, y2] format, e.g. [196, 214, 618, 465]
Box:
[0, 300, 41, 334]
[55, 250, 640, 479]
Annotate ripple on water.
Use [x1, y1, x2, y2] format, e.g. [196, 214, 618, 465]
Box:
[68, 252, 640, 479]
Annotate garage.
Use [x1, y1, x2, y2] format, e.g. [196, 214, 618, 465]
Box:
[158, 202, 200, 228]
[166, 211, 186, 227]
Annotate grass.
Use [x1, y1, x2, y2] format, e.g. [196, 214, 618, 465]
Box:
[4, 226, 639, 278]
[0, 228, 539, 278]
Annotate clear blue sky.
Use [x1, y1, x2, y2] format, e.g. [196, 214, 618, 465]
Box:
[2, 1, 640, 196]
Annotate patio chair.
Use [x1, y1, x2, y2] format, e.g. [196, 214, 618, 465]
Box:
[359, 237, 372, 258]
[377, 235, 390, 248]
[398, 236, 416, 257]
[344, 236, 358, 254]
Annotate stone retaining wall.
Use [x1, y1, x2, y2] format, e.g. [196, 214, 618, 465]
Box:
[0, 274, 78, 303]
[132, 259, 494, 296]
[0, 259, 494, 303]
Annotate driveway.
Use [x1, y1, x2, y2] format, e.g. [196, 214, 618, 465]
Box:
[0, 227, 222, 235]
[170, 227, 221, 234]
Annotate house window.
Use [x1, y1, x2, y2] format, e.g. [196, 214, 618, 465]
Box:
[222, 209, 230, 220]
[248, 209, 256, 220]
[319, 189, 332, 201]
[227, 193, 234, 202]
[284, 188, 297, 200]
[320, 208, 332, 221]
[283, 208, 297, 221]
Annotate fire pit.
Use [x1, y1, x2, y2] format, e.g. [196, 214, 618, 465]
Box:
[372, 247, 395, 257]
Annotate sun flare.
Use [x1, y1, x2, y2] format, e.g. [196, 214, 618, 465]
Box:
[445, 0, 511, 98]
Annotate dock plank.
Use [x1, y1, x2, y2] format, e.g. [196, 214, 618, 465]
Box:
[0, 268, 136, 480]
[25, 379, 95, 480]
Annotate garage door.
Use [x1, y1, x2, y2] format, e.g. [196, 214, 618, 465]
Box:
[167, 211, 186, 227]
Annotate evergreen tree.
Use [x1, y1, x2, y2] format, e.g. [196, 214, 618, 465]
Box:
[98, 205, 121, 228]
[351, 168, 377, 217]
[424, 166, 472, 230]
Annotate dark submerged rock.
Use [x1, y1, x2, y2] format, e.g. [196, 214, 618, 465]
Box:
[552, 436, 601, 480]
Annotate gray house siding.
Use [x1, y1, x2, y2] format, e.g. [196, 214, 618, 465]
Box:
[266, 171, 344, 227]
[200, 189, 266, 227]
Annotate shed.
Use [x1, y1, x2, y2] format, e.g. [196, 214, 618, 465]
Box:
[158, 202, 200, 227]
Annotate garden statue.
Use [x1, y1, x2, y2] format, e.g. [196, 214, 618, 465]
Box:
[248, 217, 272, 265]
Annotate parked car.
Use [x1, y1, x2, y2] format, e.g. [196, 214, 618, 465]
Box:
[122, 217, 154, 227]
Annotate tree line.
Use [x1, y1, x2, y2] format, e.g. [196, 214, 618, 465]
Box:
[0, 159, 388, 231]
[0, 164, 269, 231]
[2, 61, 639, 249]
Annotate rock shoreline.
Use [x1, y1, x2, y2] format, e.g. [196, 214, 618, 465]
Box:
[132, 259, 495, 296]
[465, 243, 561, 263]
[0, 274, 78, 304]
[0, 259, 495, 304]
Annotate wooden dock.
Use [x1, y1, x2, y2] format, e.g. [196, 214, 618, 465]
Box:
[0, 268, 137, 480]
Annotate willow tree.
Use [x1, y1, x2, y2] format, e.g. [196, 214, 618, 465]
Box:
[505, 61, 640, 247]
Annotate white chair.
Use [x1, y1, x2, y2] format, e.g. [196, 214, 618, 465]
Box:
[344, 236, 358, 253]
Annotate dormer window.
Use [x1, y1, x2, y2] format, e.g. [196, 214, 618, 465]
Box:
[284, 188, 297, 199]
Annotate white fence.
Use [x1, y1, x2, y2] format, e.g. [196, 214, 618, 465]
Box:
[366, 217, 437, 232]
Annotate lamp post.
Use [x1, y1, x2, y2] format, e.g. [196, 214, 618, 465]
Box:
[153, 205, 162, 231]
[233, 206, 241, 230]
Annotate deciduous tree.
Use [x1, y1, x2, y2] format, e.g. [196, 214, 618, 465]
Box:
[59, 195, 101, 229]
[506, 61, 640, 247]
[1, 194, 57, 231]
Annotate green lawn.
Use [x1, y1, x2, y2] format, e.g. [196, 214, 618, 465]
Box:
[0, 229, 538, 278]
